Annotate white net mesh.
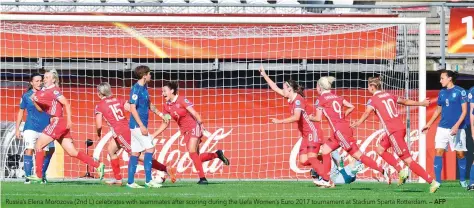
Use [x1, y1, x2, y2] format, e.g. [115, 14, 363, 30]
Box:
[0, 19, 422, 181]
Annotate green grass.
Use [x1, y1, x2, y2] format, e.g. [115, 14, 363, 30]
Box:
[1, 180, 473, 208]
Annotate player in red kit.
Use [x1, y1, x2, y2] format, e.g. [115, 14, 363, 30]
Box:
[258, 66, 326, 185]
[351, 77, 440, 193]
[27, 69, 105, 182]
[94, 82, 176, 187]
[312, 76, 389, 188]
[152, 81, 230, 185]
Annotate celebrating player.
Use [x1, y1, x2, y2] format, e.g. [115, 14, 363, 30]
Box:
[351, 77, 440, 193]
[94, 82, 176, 187]
[152, 81, 230, 185]
[422, 70, 468, 187]
[27, 69, 105, 182]
[15, 73, 55, 184]
[312, 76, 389, 188]
[128, 65, 170, 188]
[258, 66, 326, 184]
[467, 86, 474, 191]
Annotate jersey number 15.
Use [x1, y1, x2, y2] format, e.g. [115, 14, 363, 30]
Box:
[109, 103, 125, 121]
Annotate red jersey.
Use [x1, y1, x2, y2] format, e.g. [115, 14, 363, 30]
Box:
[288, 94, 319, 136]
[163, 95, 197, 132]
[33, 85, 64, 117]
[95, 97, 129, 131]
[367, 91, 404, 134]
[315, 91, 350, 131]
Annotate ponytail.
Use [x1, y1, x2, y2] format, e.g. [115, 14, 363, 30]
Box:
[286, 80, 305, 97]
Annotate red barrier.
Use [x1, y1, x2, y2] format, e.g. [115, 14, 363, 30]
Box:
[0, 88, 453, 180]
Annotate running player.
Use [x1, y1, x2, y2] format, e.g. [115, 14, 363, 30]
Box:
[27, 69, 105, 182]
[351, 77, 440, 193]
[15, 73, 55, 184]
[152, 81, 230, 185]
[467, 85, 474, 191]
[312, 76, 389, 188]
[128, 65, 170, 188]
[94, 82, 176, 187]
[422, 70, 468, 187]
[258, 66, 326, 185]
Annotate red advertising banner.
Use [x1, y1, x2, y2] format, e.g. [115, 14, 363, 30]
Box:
[448, 8, 474, 54]
[0, 22, 397, 60]
[0, 88, 452, 180]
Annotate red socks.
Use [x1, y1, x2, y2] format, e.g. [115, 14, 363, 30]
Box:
[152, 160, 167, 172]
[360, 155, 383, 173]
[308, 157, 327, 180]
[409, 161, 433, 183]
[189, 152, 205, 178]
[77, 151, 99, 168]
[321, 154, 332, 181]
[111, 158, 122, 180]
[35, 150, 45, 178]
[200, 153, 218, 162]
[380, 152, 401, 172]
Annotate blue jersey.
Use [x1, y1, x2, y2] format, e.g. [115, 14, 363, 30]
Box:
[129, 83, 150, 129]
[437, 85, 467, 129]
[466, 86, 474, 126]
[20, 90, 50, 132]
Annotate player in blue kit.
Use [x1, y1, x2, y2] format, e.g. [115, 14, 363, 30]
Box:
[15, 73, 55, 184]
[422, 70, 468, 187]
[127, 65, 169, 188]
[467, 86, 474, 191]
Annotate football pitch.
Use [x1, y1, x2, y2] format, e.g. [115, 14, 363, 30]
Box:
[1, 181, 472, 208]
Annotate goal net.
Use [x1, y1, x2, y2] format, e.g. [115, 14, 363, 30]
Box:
[0, 15, 426, 182]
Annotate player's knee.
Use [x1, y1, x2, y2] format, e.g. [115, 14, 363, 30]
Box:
[46, 148, 55, 155]
[435, 149, 445, 156]
[24, 149, 34, 155]
[456, 151, 465, 158]
[376, 146, 386, 155]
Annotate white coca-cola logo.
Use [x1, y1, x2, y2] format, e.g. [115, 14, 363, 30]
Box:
[289, 129, 420, 176]
[93, 128, 232, 178]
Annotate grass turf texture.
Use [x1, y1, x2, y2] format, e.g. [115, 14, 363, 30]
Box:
[1, 181, 472, 208]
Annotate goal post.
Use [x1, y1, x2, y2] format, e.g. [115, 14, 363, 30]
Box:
[0, 14, 427, 182]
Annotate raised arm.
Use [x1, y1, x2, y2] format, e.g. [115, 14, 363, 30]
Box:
[342, 99, 355, 117]
[258, 66, 284, 97]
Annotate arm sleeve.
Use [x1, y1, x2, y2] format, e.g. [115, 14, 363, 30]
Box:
[437, 91, 443, 106]
[19, 94, 27, 109]
[181, 97, 194, 108]
[129, 86, 139, 105]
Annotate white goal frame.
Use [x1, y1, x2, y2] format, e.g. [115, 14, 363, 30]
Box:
[0, 14, 427, 183]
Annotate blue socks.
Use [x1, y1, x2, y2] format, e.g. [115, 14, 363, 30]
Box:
[434, 156, 443, 183]
[470, 163, 474, 185]
[42, 153, 53, 177]
[144, 152, 153, 183]
[24, 155, 33, 177]
[458, 157, 467, 181]
[127, 155, 138, 185]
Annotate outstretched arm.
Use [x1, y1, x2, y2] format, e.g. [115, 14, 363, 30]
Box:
[258, 66, 284, 97]
[397, 98, 430, 106]
[351, 107, 374, 128]
[151, 122, 170, 139]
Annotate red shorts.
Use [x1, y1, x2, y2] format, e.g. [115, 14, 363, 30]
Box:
[326, 128, 359, 155]
[300, 131, 322, 154]
[380, 129, 411, 160]
[182, 124, 203, 144]
[42, 117, 71, 140]
[113, 129, 132, 153]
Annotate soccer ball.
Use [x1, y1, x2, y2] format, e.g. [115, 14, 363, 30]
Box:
[152, 172, 166, 184]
